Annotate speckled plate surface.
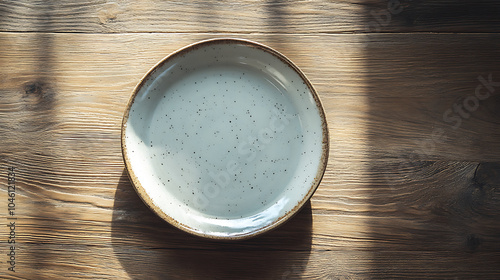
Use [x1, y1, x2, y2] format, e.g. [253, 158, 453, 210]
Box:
[121, 38, 328, 240]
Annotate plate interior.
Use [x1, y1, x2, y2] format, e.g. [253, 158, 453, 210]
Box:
[123, 40, 326, 238]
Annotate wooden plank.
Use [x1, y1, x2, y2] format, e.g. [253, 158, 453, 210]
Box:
[5, 239, 500, 279]
[2, 32, 499, 162]
[6, 161, 499, 250]
[0, 32, 499, 278]
[0, 0, 500, 34]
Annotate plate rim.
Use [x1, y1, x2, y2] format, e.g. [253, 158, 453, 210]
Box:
[121, 38, 329, 240]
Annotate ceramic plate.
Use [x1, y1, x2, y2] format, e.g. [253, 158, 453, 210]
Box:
[122, 38, 328, 240]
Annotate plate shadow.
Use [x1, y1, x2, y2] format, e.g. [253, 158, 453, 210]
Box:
[111, 169, 312, 279]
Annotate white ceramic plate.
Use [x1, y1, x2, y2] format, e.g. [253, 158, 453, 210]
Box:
[122, 39, 328, 240]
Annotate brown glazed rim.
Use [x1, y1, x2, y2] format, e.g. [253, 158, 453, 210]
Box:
[121, 38, 329, 240]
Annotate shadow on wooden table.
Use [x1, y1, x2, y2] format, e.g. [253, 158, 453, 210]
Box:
[112, 169, 312, 279]
[363, 1, 500, 277]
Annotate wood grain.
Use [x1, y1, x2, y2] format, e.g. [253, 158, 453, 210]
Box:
[0, 1, 500, 278]
[0, 0, 500, 33]
[1, 32, 499, 278]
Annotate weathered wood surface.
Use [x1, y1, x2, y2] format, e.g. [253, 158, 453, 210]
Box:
[1, 0, 500, 33]
[1, 1, 500, 279]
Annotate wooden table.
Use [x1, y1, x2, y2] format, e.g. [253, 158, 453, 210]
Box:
[1, 1, 500, 279]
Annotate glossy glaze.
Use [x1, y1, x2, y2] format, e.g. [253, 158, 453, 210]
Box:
[122, 39, 328, 239]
